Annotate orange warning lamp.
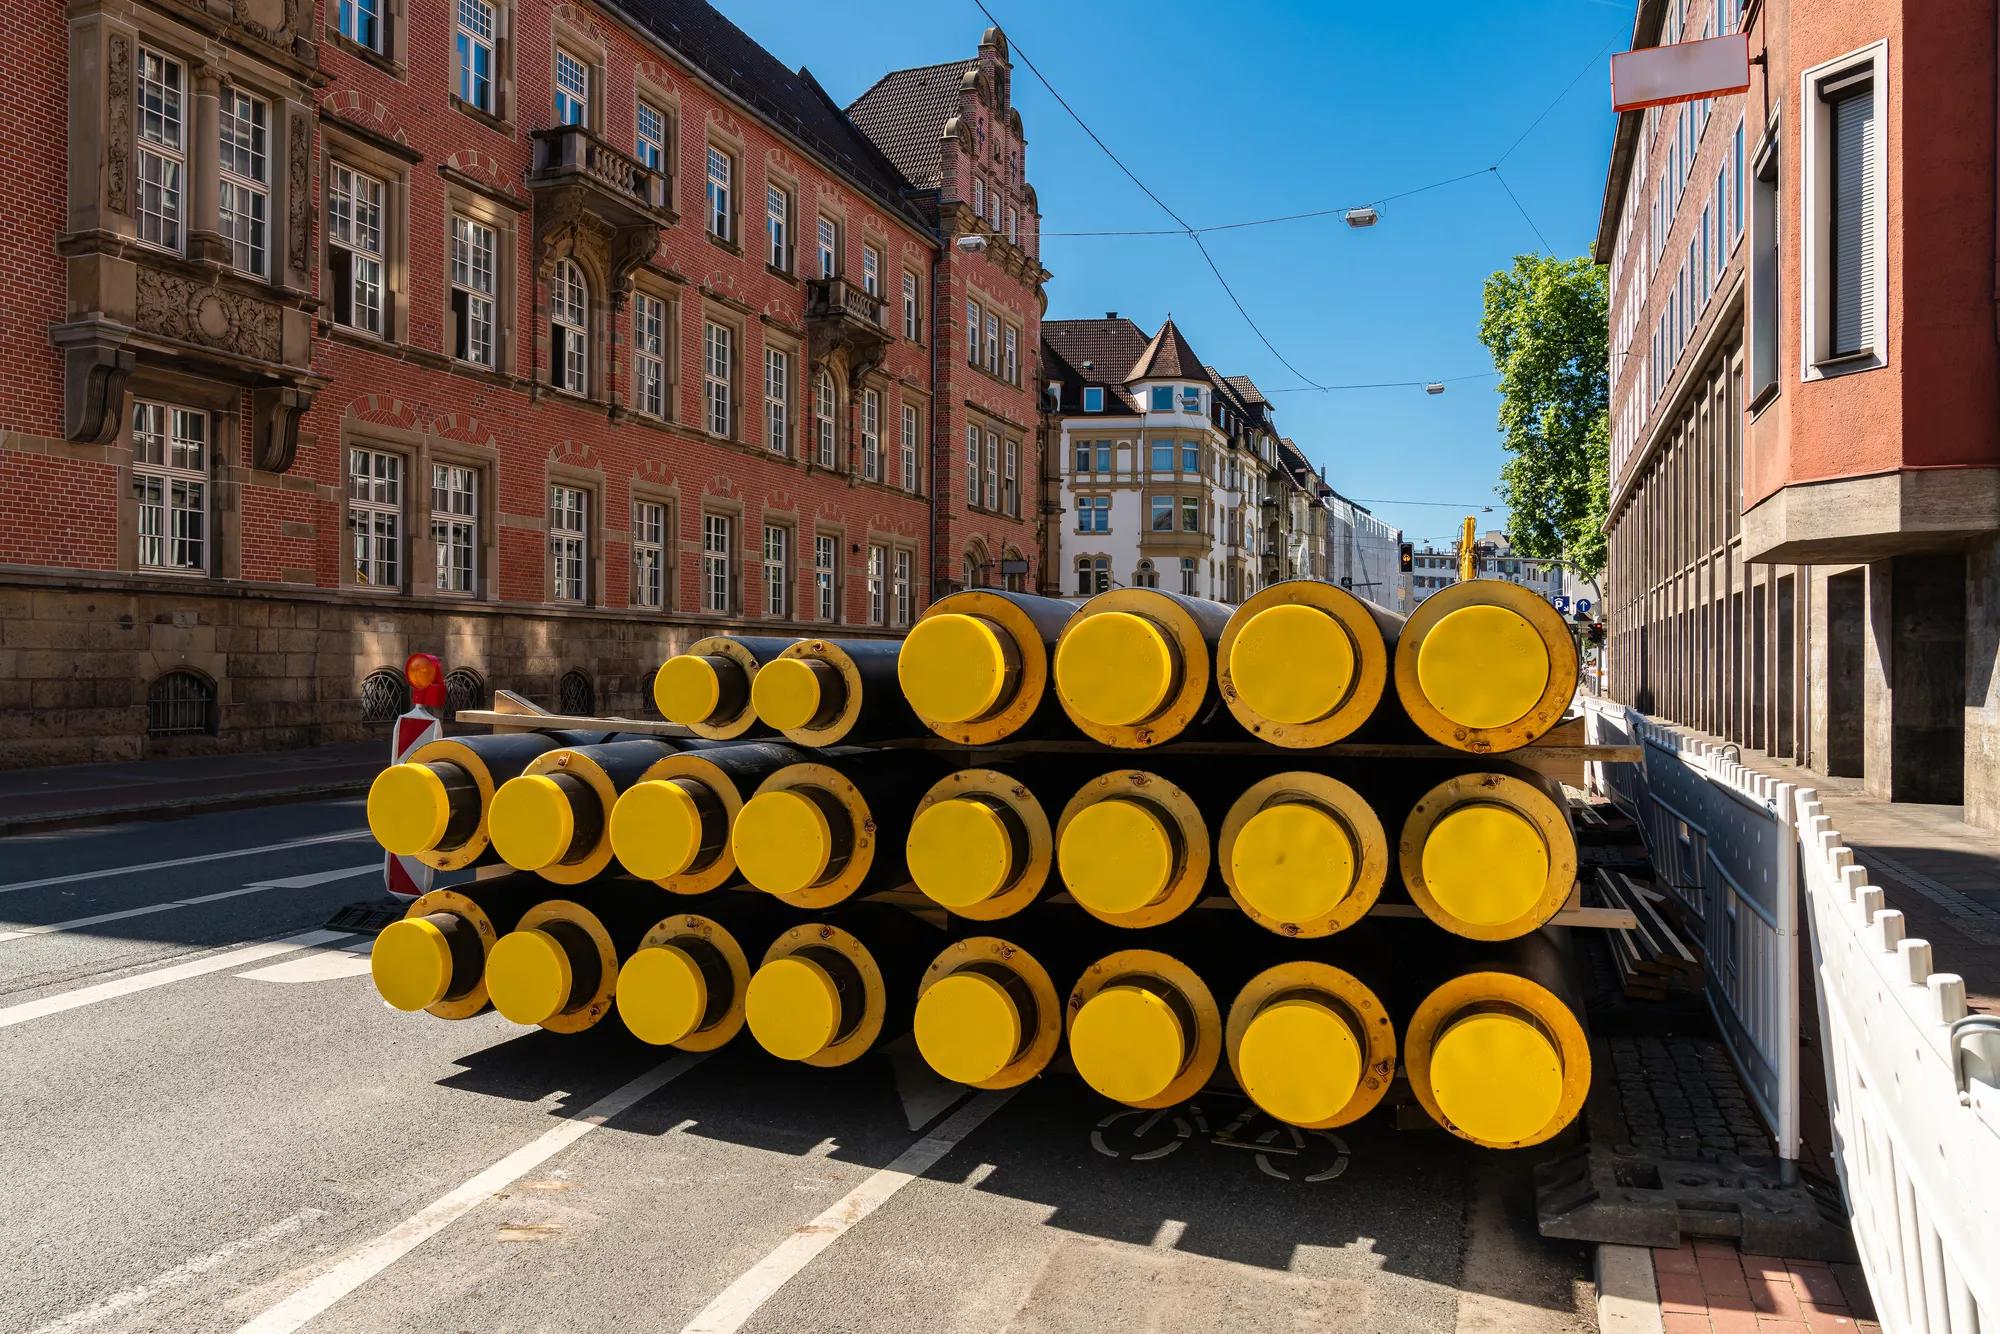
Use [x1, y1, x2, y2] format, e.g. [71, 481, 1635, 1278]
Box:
[405, 652, 446, 708]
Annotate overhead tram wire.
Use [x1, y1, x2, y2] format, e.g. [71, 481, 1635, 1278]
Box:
[1265, 372, 1497, 395]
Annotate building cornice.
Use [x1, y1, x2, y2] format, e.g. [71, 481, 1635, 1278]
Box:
[1593, 0, 1669, 264]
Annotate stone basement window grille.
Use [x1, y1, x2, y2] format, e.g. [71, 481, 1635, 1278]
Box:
[361, 668, 411, 723]
[444, 668, 486, 721]
[558, 670, 596, 716]
[147, 670, 217, 737]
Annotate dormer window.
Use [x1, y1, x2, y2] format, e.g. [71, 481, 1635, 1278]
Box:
[1150, 386, 1173, 411]
[1083, 387, 1103, 413]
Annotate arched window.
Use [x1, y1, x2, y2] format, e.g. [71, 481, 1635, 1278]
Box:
[360, 667, 410, 723]
[813, 370, 836, 468]
[147, 669, 216, 737]
[1075, 556, 1109, 596]
[551, 259, 588, 395]
[1133, 559, 1157, 589]
[444, 667, 487, 722]
[558, 669, 595, 716]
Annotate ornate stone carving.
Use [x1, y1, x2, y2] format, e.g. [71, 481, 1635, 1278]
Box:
[252, 384, 314, 472]
[134, 268, 283, 363]
[56, 335, 137, 445]
[106, 34, 132, 215]
[222, 0, 307, 51]
[287, 109, 310, 277]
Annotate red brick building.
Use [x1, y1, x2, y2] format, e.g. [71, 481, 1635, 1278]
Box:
[0, 0, 1045, 763]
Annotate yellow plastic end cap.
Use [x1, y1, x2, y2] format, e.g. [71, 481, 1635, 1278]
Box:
[901, 614, 1011, 723]
[1238, 997, 1363, 1126]
[489, 774, 576, 871]
[908, 799, 1015, 909]
[914, 971, 1023, 1085]
[1230, 802, 1357, 923]
[611, 779, 706, 881]
[1058, 799, 1175, 916]
[1230, 604, 1356, 725]
[655, 655, 724, 725]
[616, 944, 709, 1046]
[1055, 612, 1174, 727]
[745, 955, 842, 1060]
[486, 928, 574, 1026]
[753, 657, 827, 732]
[367, 763, 452, 857]
[1416, 604, 1551, 730]
[1421, 803, 1550, 928]
[371, 917, 454, 1012]
[732, 790, 834, 895]
[1430, 1010, 1564, 1145]
[1070, 984, 1187, 1104]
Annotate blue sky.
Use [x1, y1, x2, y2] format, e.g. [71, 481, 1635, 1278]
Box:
[736, 0, 1632, 550]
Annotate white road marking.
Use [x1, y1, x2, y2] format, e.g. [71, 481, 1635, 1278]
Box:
[234, 1053, 707, 1334]
[0, 868, 377, 944]
[236, 940, 377, 984]
[27, 1209, 327, 1334]
[679, 1089, 1015, 1334]
[0, 830, 372, 896]
[0, 930, 351, 1030]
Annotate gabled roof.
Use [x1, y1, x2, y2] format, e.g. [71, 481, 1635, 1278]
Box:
[1224, 374, 1269, 409]
[1207, 369, 1249, 417]
[1124, 316, 1212, 385]
[614, 0, 924, 225]
[846, 58, 978, 190]
[1043, 318, 1151, 412]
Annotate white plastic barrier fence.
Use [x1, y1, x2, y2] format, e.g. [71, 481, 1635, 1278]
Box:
[1795, 790, 2000, 1334]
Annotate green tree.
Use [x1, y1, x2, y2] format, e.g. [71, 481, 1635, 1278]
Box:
[1478, 254, 1609, 580]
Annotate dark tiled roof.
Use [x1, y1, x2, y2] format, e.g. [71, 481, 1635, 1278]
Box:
[613, 0, 924, 224]
[1224, 374, 1269, 408]
[1125, 317, 1211, 385]
[1206, 367, 1248, 416]
[846, 59, 977, 190]
[1043, 318, 1151, 412]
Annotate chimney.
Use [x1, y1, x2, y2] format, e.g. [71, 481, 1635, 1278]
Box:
[1105, 311, 1118, 319]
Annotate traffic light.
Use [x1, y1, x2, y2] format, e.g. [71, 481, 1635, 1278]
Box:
[1398, 542, 1414, 574]
[1587, 622, 1605, 646]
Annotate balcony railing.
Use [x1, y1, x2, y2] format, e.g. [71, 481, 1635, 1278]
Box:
[805, 276, 887, 329]
[527, 125, 671, 220]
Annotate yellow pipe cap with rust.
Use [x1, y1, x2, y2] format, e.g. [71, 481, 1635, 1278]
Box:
[1237, 998, 1363, 1126]
[616, 944, 709, 1046]
[908, 799, 1014, 909]
[367, 763, 453, 857]
[1070, 984, 1187, 1104]
[1416, 604, 1551, 730]
[611, 780, 705, 881]
[1230, 802, 1356, 923]
[654, 655, 724, 725]
[1421, 804, 1550, 927]
[745, 955, 842, 1060]
[732, 789, 833, 895]
[1055, 612, 1174, 727]
[1429, 1011, 1564, 1145]
[371, 916, 454, 1012]
[489, 774, 575, 871]
[752, 658, 827, 732]
[1229, 605, 1356, 724]
[486, 928, 574, 1026]
[1059, 799, 1175, 916]
[915, 971, 1023, 1085]
[901, 614, 1010, 723]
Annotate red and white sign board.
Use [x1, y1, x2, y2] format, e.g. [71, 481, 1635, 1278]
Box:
[384, 707, 440, 900]
[1611, 33, 1751, 112]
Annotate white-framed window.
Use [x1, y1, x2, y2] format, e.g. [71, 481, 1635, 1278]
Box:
[983, 313, 999, 373]
[763, 524, 790, 619]
[1006, 206, 1017, 244]
[812, 533, 838, 621]
[706, 145, 732, 240]
[860, 388, 881, 480]
[965, 299, 980, 366]
[1075, 555, 1109, 595]
[892, 550, 912, 627]
[767, 184, 790, 270]
[1732, 119, 1745, 240]
[971, 175, 984, 214]
[703, 320, 732, 436]
[218, 89, 269, 278]
[135, 47, 185, 252]
[1750, 115, 1781, 402]
[982, 431, 999, 510]
[1802, 47, 1885, 373]
[989, 190, 1001, 230]
[1179, 556, 1197, 595]
[631, 499, 667, 608]
[634, 292, 667, 418]
[866, 544, 887, 625]
[701, 513, 732, 613]
[328, 164, 385, 335]
[1003, 326, 1018, 385]
[817, 216, 839, 278]
[431, 463, 478, 595]
[1003, 439, 1017, 516]
[455, 0, 495, 113]
[965, 425, 980, 505]
[900, 403, 919, 492]
[450, 214, 497, 365]
[1150, 386, 1174, 411]
[1083, 387, 1103, 413]
[764, 347, 790, 454]
[1150, 495, 1174, 531]
[554, 48, 589, 126]
[550, 485, 587, 603]
[339, 0, 383, 51]
[347, 447, 403, 589]
[550, 259, 588, 395]
[131, 400, 206, 573]
[636, 100, 667, 172]
[813, 370, 836, 468]
[862, 246, 881, 323]
[1077, 495, 1109, 533]
[902, 271, 919, 340]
